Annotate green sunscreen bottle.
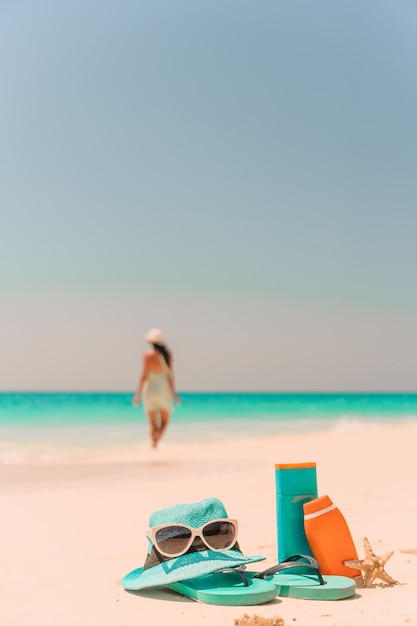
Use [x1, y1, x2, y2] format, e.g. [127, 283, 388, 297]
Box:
[275, 462, 318, 562]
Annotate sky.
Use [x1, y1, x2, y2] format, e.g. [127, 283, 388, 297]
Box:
[1, 0, 417, 392]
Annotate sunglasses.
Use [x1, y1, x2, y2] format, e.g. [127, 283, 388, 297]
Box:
[147, 518, 238, 557]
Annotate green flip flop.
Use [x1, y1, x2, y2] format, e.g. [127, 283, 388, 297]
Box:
[251, 554, 356, 601]
[168, 566, 277, 606]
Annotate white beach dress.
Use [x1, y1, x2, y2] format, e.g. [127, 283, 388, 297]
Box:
[142, 358, 174, 413]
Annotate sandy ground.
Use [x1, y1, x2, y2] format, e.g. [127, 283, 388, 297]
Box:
[1, 423, 417, 626]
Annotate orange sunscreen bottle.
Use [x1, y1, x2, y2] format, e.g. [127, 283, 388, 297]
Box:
[303, 495, 361, 577]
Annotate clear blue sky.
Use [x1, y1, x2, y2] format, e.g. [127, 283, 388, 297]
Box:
[2, 0, 417, 391]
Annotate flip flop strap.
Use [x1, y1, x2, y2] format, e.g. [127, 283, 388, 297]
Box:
[218, 564, 249, 587]
[254, 554, 325, 585]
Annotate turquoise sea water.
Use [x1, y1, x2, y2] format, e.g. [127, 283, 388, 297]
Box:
[1, 392, 417, 458]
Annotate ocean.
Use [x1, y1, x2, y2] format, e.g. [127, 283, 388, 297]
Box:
[1, 392, 417, 463]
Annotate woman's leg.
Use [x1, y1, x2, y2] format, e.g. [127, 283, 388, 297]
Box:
[147, 410, 160, 448]
[157, 410, 170, 443]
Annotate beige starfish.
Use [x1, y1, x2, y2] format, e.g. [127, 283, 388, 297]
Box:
[344, 537, 398, 587]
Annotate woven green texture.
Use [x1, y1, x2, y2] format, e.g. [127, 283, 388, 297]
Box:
[150, 497, 227, 528]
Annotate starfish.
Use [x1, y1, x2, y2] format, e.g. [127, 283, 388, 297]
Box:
[344, 537, 398, 587]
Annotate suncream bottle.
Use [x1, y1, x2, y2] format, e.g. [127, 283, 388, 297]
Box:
[275, 462, 318, 563]
[303, 495, 361, 578]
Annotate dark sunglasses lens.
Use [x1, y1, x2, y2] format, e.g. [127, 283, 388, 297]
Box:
[154, 525, 192, 555]
[202, 521, 236, 550]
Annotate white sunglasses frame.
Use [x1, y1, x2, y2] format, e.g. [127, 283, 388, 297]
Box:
[147, 518, 238, 557]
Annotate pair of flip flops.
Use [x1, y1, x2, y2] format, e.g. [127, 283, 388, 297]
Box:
[168, 555, 356, 605]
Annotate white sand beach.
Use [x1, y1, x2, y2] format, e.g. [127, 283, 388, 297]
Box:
[2, 423, 417, 626]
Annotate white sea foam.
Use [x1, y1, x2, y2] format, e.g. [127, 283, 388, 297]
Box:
[332, 414, 417, 432]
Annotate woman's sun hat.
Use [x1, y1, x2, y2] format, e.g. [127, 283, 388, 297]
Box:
[144, 328, 164, 344]
[120, 497, 266, 591]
